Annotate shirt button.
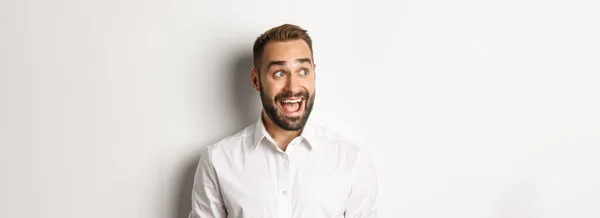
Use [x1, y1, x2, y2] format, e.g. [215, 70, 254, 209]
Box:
[282, 190, 288, 195]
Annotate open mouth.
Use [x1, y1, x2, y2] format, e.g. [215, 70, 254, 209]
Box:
[277, 98, 305, 116]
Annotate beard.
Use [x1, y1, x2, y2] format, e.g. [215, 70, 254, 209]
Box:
[259, 82, 315, 131]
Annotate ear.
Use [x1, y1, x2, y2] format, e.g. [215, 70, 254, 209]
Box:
[313, 63, 317, 80]
[251, 67, 260, 91]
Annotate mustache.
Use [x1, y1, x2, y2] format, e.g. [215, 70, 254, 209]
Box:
[274, 90, 309, 101]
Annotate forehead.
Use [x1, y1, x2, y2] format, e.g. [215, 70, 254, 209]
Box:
[262, 40, 312, 64]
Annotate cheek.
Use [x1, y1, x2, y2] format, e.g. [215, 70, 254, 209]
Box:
[261, 86, 282, 99]
[263, 82, 285, 94]
[302, 82, 316, 93]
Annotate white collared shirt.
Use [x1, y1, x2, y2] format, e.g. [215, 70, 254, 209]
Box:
[189, 115, 378, 218]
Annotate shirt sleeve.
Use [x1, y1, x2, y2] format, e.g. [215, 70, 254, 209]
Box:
[188, 146, 227, 218]
[345, 148, 379, 218]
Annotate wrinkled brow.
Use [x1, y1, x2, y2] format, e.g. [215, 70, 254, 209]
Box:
[267, 58, 312, 69]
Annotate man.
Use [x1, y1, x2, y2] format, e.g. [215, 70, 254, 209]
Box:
[189, 24, 378, 218]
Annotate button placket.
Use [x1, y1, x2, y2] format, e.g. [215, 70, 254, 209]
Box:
[280, 153, 290, 196]
[278, 153, 291, 217]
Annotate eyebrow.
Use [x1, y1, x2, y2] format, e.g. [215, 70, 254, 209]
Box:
[266, 58, 312, 69]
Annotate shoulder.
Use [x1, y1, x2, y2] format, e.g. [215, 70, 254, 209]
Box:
[311, 123, 377, 181]
[200, 123, 256, 161]
[313, 123, 370, 161]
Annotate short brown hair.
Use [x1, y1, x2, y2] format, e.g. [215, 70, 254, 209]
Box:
[252, 24, 313, 72]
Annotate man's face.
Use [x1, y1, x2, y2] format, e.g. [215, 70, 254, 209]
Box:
[251, 39, 316, 131]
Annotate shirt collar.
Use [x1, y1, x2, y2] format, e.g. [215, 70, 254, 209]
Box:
[252, 113, 318, 150]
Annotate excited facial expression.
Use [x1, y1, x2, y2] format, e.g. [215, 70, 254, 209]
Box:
[251, 39, 316, 131]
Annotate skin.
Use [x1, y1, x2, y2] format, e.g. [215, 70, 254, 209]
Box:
[251, 39, 316, 151]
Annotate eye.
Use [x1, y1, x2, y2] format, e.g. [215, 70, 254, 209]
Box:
[274, 71, 285, 77]
[299, 69, 308, 75]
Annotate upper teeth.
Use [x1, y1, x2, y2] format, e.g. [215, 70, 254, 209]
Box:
[282, 99, 301, 103]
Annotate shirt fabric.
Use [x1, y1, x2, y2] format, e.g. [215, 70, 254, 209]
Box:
[188, 114, 378, 218]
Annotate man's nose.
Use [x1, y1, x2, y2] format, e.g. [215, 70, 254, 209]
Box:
[284, 74, 301, 93]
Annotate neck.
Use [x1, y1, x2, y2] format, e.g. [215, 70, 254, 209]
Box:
[262, 111, 302, 151]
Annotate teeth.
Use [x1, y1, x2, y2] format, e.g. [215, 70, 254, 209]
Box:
[282, 99, 302, 103]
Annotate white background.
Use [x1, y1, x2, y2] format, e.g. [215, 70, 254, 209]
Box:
[1, 0, 599, 217]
